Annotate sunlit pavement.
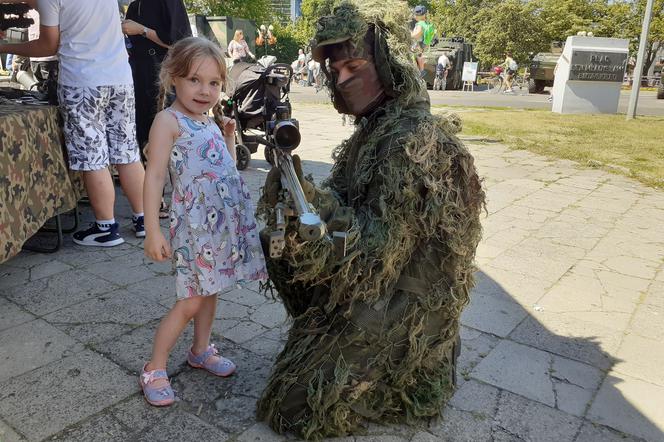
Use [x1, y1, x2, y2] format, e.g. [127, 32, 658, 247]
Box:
[1, 104, 663, 441]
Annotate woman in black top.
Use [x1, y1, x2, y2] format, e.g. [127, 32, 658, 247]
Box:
[122, 0, 191, 150]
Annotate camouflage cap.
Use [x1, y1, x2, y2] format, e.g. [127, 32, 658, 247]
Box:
[311, 3, 368, 63]
[312, 0, 425, 108]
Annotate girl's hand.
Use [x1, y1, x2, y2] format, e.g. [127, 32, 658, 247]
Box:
[221, 116, 236, 137]
[144, 232, 172, 262]
[122, 19, 144, 36]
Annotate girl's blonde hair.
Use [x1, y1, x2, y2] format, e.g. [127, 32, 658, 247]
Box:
[233, 29, 243, 41]
[157, 37, 227, 113]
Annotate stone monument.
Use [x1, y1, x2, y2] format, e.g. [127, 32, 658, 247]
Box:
[551, 36, 629, 114]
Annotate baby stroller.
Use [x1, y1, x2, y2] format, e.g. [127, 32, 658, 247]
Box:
[223, 61, 294, 170]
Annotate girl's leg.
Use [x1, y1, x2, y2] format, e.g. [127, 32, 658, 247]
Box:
[147, 296, 204, 370]
[191, 295, 218, 355]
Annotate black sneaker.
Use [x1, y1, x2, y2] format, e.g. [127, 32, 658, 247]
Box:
[133, 216, 145, 238]
[72, 222, 125, 247]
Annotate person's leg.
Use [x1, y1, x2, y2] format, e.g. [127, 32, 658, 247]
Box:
[115, 162, 144, 213]
[187, 294, 235, 376]
[147, 296, 205, 370]
[106, 84, 144, 215]
[82, 169, 116, 220]
[191, 295, 218, 355]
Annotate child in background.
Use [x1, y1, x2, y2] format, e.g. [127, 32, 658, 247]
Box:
[141, 37, 267, 406]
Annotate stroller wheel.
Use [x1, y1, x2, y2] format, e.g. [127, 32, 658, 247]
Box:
[236, 144, 251, 170]
[264, 145, 275, 166]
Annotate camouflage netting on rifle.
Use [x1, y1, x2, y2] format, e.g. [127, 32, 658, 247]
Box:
[255, 1, 485, 440]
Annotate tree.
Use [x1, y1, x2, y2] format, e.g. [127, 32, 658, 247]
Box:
[598, 0, 664, 76]
[533, 0, 608, 44]
[184, 0, 273, 24]
[473, 0, 549, 66]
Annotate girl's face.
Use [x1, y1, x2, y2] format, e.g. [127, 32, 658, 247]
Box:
[172, 56, 223, 117]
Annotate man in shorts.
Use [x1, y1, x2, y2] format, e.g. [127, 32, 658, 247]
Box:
[0, 0, 145, 247]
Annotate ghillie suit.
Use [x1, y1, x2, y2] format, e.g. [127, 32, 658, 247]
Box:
[256, 1, 485, 439]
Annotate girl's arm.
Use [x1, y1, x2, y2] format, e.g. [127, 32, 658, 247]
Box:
[143, 111, 178, 261]
[222, 117, 237, 163]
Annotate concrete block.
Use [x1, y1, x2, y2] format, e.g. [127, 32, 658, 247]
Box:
[509, 314, 621, 370]
[0, 298, 34, 332]
[4, 269, 117, 315]
[43, 289, 168, 346]
[588, 372, 664, 442]
[0, 319, 82, 383]
[471, 340, 555, 406]
[494, 390, 583, 442]
[0, 350, 135, 441]
[135, 410, 229, 441]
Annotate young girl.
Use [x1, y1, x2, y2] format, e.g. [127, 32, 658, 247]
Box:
[141, 37, 267, 406]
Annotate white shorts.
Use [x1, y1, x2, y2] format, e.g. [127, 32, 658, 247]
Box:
[58, 84, 140, 171]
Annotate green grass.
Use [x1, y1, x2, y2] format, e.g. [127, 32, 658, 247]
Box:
[448, 108, 664, 188]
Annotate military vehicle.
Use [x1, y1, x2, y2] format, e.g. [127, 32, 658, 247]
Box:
[528, 44, 563, 94]
[422, 37, 474, 90]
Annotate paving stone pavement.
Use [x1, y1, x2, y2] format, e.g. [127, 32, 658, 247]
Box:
[1, 104, 663, 442]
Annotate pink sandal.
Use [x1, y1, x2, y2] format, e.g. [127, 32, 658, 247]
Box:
[187, 344, 236, 377]
[139, 363, 175, 406]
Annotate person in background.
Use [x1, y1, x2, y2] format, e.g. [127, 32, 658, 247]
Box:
[141, 37, 267, 406]
[26, 8, 58, 98]
[502, 51, 518, 93]
[227, 29, 254, 63]
[434, 51, 451, 90]
[410, 4, 436, 75]
[0, 0, 146, 247]
[122, 0, 191, 153]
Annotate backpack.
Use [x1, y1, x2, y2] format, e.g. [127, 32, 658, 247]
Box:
[417, 20, 436, 46]
[509, 59, 518, 71]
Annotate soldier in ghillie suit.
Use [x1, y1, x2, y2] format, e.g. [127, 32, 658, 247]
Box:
[256, 1, 485, 439]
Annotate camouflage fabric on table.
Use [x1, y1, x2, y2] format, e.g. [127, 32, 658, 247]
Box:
[256, 1, 485, 440]
[0, 103, 82, 263]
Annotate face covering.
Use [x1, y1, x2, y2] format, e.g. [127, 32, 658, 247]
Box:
[335, 61, 386, 116]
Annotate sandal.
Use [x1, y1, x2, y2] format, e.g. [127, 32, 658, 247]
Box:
[139, 363, 175, 406]
[187, 344, 236, 377]
[159, 199, 169, 219]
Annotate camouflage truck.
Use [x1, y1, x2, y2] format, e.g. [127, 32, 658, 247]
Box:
[528, 48, 561, 94]
[422, 38, 474, 90]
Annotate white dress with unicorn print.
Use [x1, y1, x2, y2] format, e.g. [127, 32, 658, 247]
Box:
[167, 108, 267, 300]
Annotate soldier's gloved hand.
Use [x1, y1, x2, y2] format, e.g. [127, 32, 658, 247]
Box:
[263, 154, 316, 206]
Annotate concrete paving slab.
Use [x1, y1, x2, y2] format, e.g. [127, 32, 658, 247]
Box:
[2, 268, 118, 316]
[43, 289, 168, 346]
[494, 390, 583, 442]
[429, 406, 494, 442]
[92, 320, 195, 374]
[0, 350, 135, 441]
[0, 265, 28, 291]
[550, 354, 603, 417]
[588, 371, 664, 441]
[249, 301, 288, 329]
[448, 379, 500, 418]
[135, 409, 229, 441]
[0, 298, 34, 333]
[0, 319, 82, 383]
[456, 326, 500, 384]
[49, 412, 131, 442]
[0, 419, 25, 442]
[236, 422, 286, 441]
[614, 333, 664, 386]
[125, 274, 176, 308]
[576, 421, 647, 442]
[461, 290, 528, 338]
[509, 313, 622, 370]
[471, 340, 556, 406]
